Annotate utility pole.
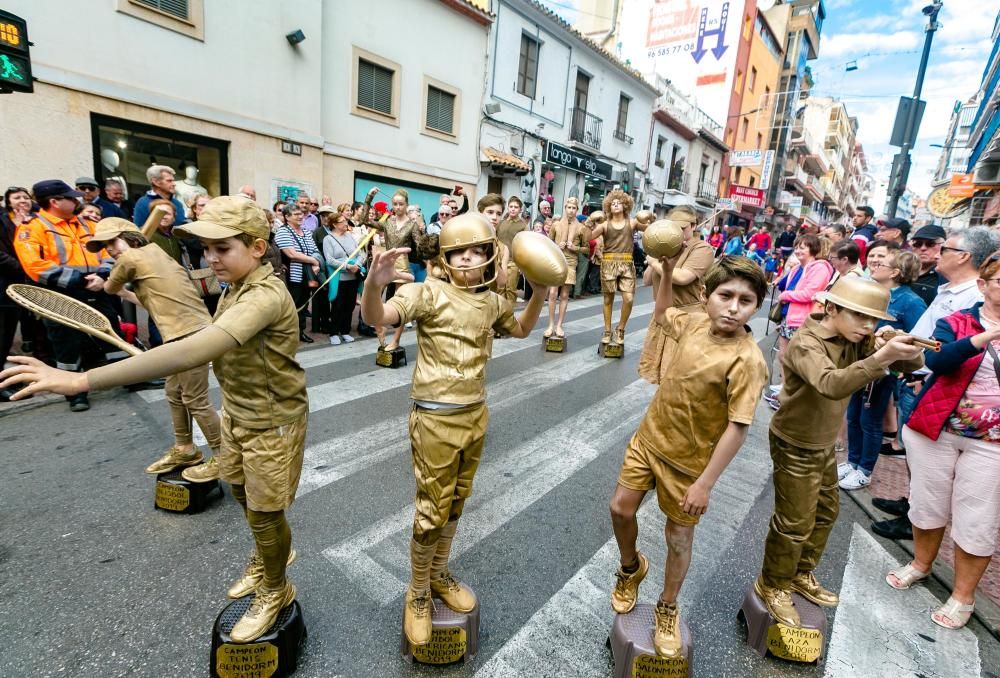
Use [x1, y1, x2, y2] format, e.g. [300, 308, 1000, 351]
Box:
[887, 1, 942, 218]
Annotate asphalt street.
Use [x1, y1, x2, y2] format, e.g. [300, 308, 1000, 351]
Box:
[2, 284, 998, 677]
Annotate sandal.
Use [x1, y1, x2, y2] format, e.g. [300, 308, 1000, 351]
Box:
[886, 562, 929, 590]
[931, 596, 975, 629]
[601, 331, 612, 344]
[543, 327, 553, 339]
[555, 327, 565, 338]
[614, 327, 625, 344]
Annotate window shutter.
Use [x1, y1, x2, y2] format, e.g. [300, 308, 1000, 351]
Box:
[134, 0, 189, 19]
[358, 59, 393, 115]
[426, 86, 455, 134]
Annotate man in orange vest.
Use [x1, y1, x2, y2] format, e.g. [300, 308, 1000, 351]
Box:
[13, 180, 125, 412]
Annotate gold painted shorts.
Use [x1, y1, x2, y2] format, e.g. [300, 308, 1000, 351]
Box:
[617, 434, 699, 526]
[600, 256, 636, 295]
[218, 410, 308, 512]
[409, 402, 489, 537]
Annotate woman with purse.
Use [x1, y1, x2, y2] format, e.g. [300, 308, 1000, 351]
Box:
[886, 252, 1000, 630]
[323, 214, 366, 345]
[275, 204, 322, 343]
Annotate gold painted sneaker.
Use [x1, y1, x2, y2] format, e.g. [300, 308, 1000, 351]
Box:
[181, 456, 219, 483]
[144, 447, 203, 475]
[653, 601, 683, 658]
[791, 571, 839, 607]
[601, 330, 612, 344]
[430, 572, 477, 613]
[614, 327, 625, 344]
[229, 581, 297, 643]
[754, 576, 800, 627]
[227, 549, 298, 599]
[611, 552, 648, 614]
[403, 587, 433, 646]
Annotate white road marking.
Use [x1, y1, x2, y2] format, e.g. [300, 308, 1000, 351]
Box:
[824, 524, 982, 678]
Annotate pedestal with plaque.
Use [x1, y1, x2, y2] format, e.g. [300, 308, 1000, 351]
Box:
[608, 603, 692, 678]
[599, 342, 624, 359]
[738, 587, 826, 663]
[211, 595, 306, 678]
[376, 346, 407, 369]
[544, 336, 566, 353]
[400, 596, 480, 665]
[154, 469, 221, 514]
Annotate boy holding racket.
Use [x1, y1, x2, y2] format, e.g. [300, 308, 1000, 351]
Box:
[2, 197, 307, 643]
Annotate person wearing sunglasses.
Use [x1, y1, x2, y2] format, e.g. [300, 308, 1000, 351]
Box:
[909, 224, 947, 306]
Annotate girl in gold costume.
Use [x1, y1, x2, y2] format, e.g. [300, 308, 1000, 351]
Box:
[544, 197, 587, 338]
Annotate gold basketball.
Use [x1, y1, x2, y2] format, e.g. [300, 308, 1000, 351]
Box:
[642, 219, 685, 259]
[511, 231, 567, 287]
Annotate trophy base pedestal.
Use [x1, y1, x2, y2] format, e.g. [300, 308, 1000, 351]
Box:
[154, 469, 221, 514]
[599, 342, 624, 359]
[544, 336, 566, 353]
[376, 346, 407, 368]
[608, 603, 692, 677]
[738, 585, 826, 663]
[400, 595, 480, 665]
[211, 596, 306, 678]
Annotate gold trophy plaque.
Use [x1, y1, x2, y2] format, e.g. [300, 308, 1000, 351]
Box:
[154, 469, 221, 514]
[211, 595, 306, 678]
[544, 336, 566, 353]
[600, 342, 624, 359]
[400, 596, 479, 665]
[738, 586, 827, 663]
[376, 346, 407, 368]
[609, 603, 692, 678]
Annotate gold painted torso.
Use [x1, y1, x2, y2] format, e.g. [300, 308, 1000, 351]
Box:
[603, 218, 633, 253]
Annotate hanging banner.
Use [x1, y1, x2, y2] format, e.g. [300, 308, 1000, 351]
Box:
[759, 150, 776, 190]
[729, 184, 765, 208]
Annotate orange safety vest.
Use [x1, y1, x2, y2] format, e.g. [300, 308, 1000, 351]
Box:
[14, 210, 110, 289]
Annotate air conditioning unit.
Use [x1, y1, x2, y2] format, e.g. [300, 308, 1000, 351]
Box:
[974, 162, 1000, 184]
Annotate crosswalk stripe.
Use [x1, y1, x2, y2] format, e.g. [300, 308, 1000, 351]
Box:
[320, 378, 659, 604]
[475, 403, 774, 677]
[824, 524, 982, 678]
[135, 294, 609, 404]
[295, 324, 652, 497]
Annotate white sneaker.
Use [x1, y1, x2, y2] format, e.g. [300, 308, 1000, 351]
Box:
[839, 469, 871, 491]
[329, 335, 342, 346]
[405, 322, 413, 329]
[837, 462, 855, 481]
[768, 384, 781, 394]
[340, 334, 355, 343]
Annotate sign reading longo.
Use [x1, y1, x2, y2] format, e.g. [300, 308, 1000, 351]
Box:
[0, 10, 32, 93]
[545, 142, 613, 181]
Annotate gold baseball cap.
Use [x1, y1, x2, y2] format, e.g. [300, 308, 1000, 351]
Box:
[175, 195, 271, 240]
[85, 217, 142, 252]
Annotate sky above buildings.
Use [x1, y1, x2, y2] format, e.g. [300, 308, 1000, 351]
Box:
[540, 0, 997, 204]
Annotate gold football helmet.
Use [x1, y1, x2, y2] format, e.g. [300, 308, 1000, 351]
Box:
[438, 213, 500, 289]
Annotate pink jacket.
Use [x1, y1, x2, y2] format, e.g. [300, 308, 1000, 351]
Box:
[779, 259, 833, 328]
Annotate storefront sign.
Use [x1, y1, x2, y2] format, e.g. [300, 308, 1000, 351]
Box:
[729, 184, 766, 208]
[759, 150, 775, 190]
[729, 149, 762, 167]
[545, 142, 613, 181]
[716, 197, 738, 211]
[948, 173, 975, 198]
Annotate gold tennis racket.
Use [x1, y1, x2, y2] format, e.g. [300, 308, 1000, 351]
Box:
[6, 284, 141, 356]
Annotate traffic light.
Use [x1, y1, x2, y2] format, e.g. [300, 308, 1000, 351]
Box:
[622, 162, 636, 193]
[0, 10, 32, 94]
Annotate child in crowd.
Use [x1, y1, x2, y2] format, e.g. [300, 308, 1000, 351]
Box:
[764, 249, 781, 283]
[2, 197, 308, 643]
[361, 213, 547, 647]
[610, 254, 769, 658]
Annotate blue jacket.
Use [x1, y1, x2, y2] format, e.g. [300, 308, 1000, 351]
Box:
[880, 284, 927, 333]
[133, 191, 187, 228]
[90, 196, 124, 220]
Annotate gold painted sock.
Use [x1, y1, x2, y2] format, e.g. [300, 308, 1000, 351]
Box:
[247, 508, 291, 590]
[410, 538, 437, 593]
[431, 520, 459, 579]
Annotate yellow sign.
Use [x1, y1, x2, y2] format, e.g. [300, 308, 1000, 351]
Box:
[631, 652, 689, 677]
[411, 626, 466, 664]
[927, 185, 966, 218]
[545, 337, 566, 353]
[215, 642, 279, 678]
[375, 350, 394, 367]
[766, 623, 823, 663]
[155, 481, 190, 512]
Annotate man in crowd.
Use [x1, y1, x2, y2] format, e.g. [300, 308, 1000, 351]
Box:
[871, 226, 999, 541]
[104, 179, 131, 219]
[877, 217, 911, 247]
[133, 165, 187, 228]
[534, 200, 552, 231]
[828, 239, 863, 286]
[76, 177, 124, 219]
[850, 206, 878, 265]
[775, 222, 796, 260]
[747, 225, 772, 254]
[426, 203, 453, 236]
[297, 193, 319, 233]
[13, 180, 124, 412]
[908, 224, 946, 306]
[428, 190, 468, 225]
[820, 223, 846, 243]
[236, 185, 257, 202]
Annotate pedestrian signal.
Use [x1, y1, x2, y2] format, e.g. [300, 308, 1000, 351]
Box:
[0, 10, 32, 93]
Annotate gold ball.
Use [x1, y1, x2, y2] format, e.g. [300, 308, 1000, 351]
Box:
[511, 231, 567, 287]
[642, 219, 685, 259]
[635, 209, 655, 225]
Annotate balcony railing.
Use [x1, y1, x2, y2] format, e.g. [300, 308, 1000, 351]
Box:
[570, 108, 602, 150]
[613, 129, 634, 144]
[694, 178, 718, 201]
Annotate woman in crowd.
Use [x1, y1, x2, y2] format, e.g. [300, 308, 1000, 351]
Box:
[275, 204, 323, 343]
[887, 252, 1000, 630]
[323, 212, 366, 346]
[371, 189, 420, 351]
[708, 224, 725, 254]
[839, 249, 927, 490]
[271, 201, 287, 230]
[723, 227, 744, 256]
[182, 193, 222, 314]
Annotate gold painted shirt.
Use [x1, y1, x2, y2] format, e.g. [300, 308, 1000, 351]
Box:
[388, 277, 519, 404]
[672, 239, 716, 310]
[106, 245, 210, 342]
[602, 219, 634, 254]
[211, 263, 307, 429]
[549, 218, 587, 266]
[497, 218, 528, 252]
[772, 316, 924, 449]
[635, 308, 768, 476]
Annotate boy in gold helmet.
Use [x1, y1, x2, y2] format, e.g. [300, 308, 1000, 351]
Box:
[361, 212, 548, 647]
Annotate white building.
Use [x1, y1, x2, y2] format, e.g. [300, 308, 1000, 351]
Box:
[477, 0, 659, 216]
[1, 0, 492, 215]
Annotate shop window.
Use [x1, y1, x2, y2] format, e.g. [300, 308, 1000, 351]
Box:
[614, 94, 631, 143]
[117, 0, 204, 40]
[352, 47, 401, 126]
[90, 113, 228, 205]
[422, 77, 461, 143]
[655, 137, 665, 167]
[518, 33, 539, 99]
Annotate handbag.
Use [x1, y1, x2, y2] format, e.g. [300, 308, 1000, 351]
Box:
[768, 299, 784, 324]
[180, 247, 221, 298]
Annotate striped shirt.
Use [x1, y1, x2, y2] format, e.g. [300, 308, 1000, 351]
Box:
[275, 224, 320, 283]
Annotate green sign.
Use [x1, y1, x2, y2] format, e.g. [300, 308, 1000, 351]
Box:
[0, 9, 32, 93]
